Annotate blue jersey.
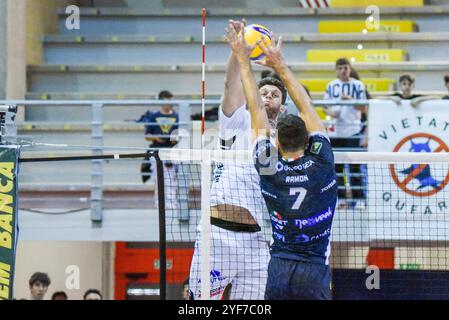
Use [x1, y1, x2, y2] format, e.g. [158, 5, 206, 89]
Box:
[138, 111, 179, 148]
[254, 133, 338, 265]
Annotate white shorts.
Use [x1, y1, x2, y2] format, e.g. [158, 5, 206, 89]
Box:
[189, 224, 270, 300]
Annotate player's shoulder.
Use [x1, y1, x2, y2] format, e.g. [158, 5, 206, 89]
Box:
[219, 104, 248, 119]
[309, 132, 331, 143]
[307, 132, 333, 158]
[350, 78, 365, 86]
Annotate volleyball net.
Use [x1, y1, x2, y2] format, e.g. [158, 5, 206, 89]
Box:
[158, 148, 449, 300]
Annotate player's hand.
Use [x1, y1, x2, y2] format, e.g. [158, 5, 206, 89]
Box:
[341, 94, 352, 100]
[224, 20, 255, 61]
[410, 97, 421, 108]
[390, 96, 402, 105]
[228, 19, 247, 35]
[253, 33, 286, 71]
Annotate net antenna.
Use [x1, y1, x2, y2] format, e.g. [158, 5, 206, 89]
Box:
[200, 7, 211, 300]
[201, 7, 206, 146]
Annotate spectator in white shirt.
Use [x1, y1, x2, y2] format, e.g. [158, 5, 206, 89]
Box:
[323, 58, 367, 138]
[323, 58, 367, 210]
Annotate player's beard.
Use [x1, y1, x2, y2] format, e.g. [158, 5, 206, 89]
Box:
[265, 105, 281, 122]
[265, 105, 283, 129]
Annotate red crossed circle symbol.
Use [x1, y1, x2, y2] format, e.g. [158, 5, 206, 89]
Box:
[389, 133, 449, 197]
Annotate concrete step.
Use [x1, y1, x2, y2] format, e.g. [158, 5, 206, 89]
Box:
[25, 90, 449, 102]
[56, 6, 449, 35]
[307, 49, 408, 62]
[27, 62, 449, 94]
[25, 92, 220, 101]
[318, 20, 418, 33]
[43, 32, 449, 64]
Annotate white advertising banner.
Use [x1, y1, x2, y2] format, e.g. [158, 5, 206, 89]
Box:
[367, 99, 449, 240]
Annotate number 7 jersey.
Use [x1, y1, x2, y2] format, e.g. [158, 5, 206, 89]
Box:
[253, 133, 338, 265]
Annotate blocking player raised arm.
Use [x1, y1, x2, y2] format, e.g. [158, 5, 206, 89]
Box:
[224, 22, 270, 138]
[256, 35, 326, 134]
[220, 20, 248, 117]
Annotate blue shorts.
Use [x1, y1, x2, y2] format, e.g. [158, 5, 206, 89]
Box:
[265, 256, 332, 300]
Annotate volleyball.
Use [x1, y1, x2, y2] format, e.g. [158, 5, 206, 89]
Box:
[243, 24, 272, 60]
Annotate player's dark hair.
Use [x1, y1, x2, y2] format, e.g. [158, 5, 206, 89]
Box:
[444, 74, 449, 84]
[258, 77, 287, 105]
[276, 114, 309, 153]
[158, 90, 173, 100]
[399, 73, 415, 84]
[29, 272, 51, 287]
[261, 70, 281, 82]
[335, 57, 351, 67]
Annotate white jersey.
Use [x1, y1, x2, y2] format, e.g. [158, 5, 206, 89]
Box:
[209, 104, 268, 228]
[324, 78, 367, 137]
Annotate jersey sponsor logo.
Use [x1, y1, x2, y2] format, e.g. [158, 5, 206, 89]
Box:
[310, 141, 323, 155]
[321, 179, 337, 193]
[210, 269, 226, 285]
[294, 228, 331, 243]
[261, 188, 278, 199]
[270, 210, 288, 231]
[310, 227, 331, 242]
[155, 116, 177, 134]
[213, 162, 225, 182]
[276, 159, 314, 172]
[294, 207, 334, 229]
[273, 231, 286, 242]
[294, 234, 310, 243]
[195, 269, 227, 299]
[285, 175, 309, 183]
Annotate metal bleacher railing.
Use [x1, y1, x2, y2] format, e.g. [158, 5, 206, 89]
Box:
[1, 99, 368, 223]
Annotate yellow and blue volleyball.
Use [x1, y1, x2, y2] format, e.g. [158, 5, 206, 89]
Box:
[243, 24, 272, 61]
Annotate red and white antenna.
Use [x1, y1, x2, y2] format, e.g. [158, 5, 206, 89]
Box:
[201, 8, 206, 148]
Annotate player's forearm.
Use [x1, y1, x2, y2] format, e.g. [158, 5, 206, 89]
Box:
[276, 64, 326, 133]
[221, 53, 245, 116]
[237, 57, 269, 134]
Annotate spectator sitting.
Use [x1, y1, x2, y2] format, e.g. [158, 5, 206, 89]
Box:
[83, 289, 103, 300]
[28, 272, 51, 300]
[51, 291, 68, 300]
[138, 90, 179, 183]
[138, 90, 179, 209]
[386, 74, 439, 107]
[443, 74, 449, 99]
[181, 278, 190, 300]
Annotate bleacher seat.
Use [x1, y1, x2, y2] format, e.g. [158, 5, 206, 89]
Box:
[331, 0, 423, 7]
[300, 78, 395, 92]
[307, 49, 407, 62]
[318, 21, 417, 33]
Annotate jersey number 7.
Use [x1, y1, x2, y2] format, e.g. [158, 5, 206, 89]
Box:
[290, 187, 307, 210]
